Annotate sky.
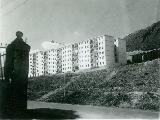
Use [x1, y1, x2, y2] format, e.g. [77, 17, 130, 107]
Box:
[0, 0, 160, 50]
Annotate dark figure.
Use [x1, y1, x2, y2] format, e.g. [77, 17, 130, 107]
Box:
[4, 31, 30, 115]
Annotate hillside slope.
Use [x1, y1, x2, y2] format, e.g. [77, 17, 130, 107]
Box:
[124, 21, 160, 52]
[28, 59, 160, 111]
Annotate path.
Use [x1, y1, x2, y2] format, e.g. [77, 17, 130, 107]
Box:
[37, 76, 78, 101]
[28, 101, 159, 119]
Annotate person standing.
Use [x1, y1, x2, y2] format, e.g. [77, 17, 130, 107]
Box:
[4, 31, 30, 116]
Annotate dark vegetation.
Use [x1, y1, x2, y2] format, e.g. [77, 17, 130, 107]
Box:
[28, 59, 160, 111]
[124, 21, 160, 52]
[28, 72, 75, 100]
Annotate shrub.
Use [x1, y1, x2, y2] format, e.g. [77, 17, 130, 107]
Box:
[28, 59, 160, 111]
[102, 92, 131, 107]
[62, 90, 91, 104]
[27, 73, 76, 100]
[135, 93, 160, 111]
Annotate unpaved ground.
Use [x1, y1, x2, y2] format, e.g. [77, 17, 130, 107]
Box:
[28, 101, 159, 119]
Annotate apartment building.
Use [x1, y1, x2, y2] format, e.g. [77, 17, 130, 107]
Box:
[0, 43, 7, 79]
[0, 42, 7, 55]
[89, 35, 119, 69]
[61, 44, 73, 73]
[44, 49, 57, 75]
[78, 39, 91, 70]
[90, 38, 98, 68]
[57, 48, 62, 73]
[97, 35, 116, 68]
[34, 51, 44, 76]
[28, 34, 127, 77]
[29, 53, 34, 77]
[72, 43, 79, 72]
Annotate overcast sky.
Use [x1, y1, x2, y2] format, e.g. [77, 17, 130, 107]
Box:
[0, 0, 160, 50]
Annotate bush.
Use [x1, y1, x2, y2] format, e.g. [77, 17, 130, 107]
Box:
[62, 90, 91, 104]
[102, 93, 131, 107]
[28, 73, 76, 100]
[135, 93, 160, 111]
[28, 59, 160, 111]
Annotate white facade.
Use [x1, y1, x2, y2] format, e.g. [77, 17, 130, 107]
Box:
[29, 53, 34, 77]
[28, 35, 127, 77]
[61, 45, 73, 73]
[0, 49, 6, 66]
[44, 49, 57, 75]
[97, 36, 107, 67]
[90, 35, 116, 68]
[35, 51, 44, 76]
[0, 43, 7, 80]
[0, 42, 7, 55]
[78, 40, 91, 70]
